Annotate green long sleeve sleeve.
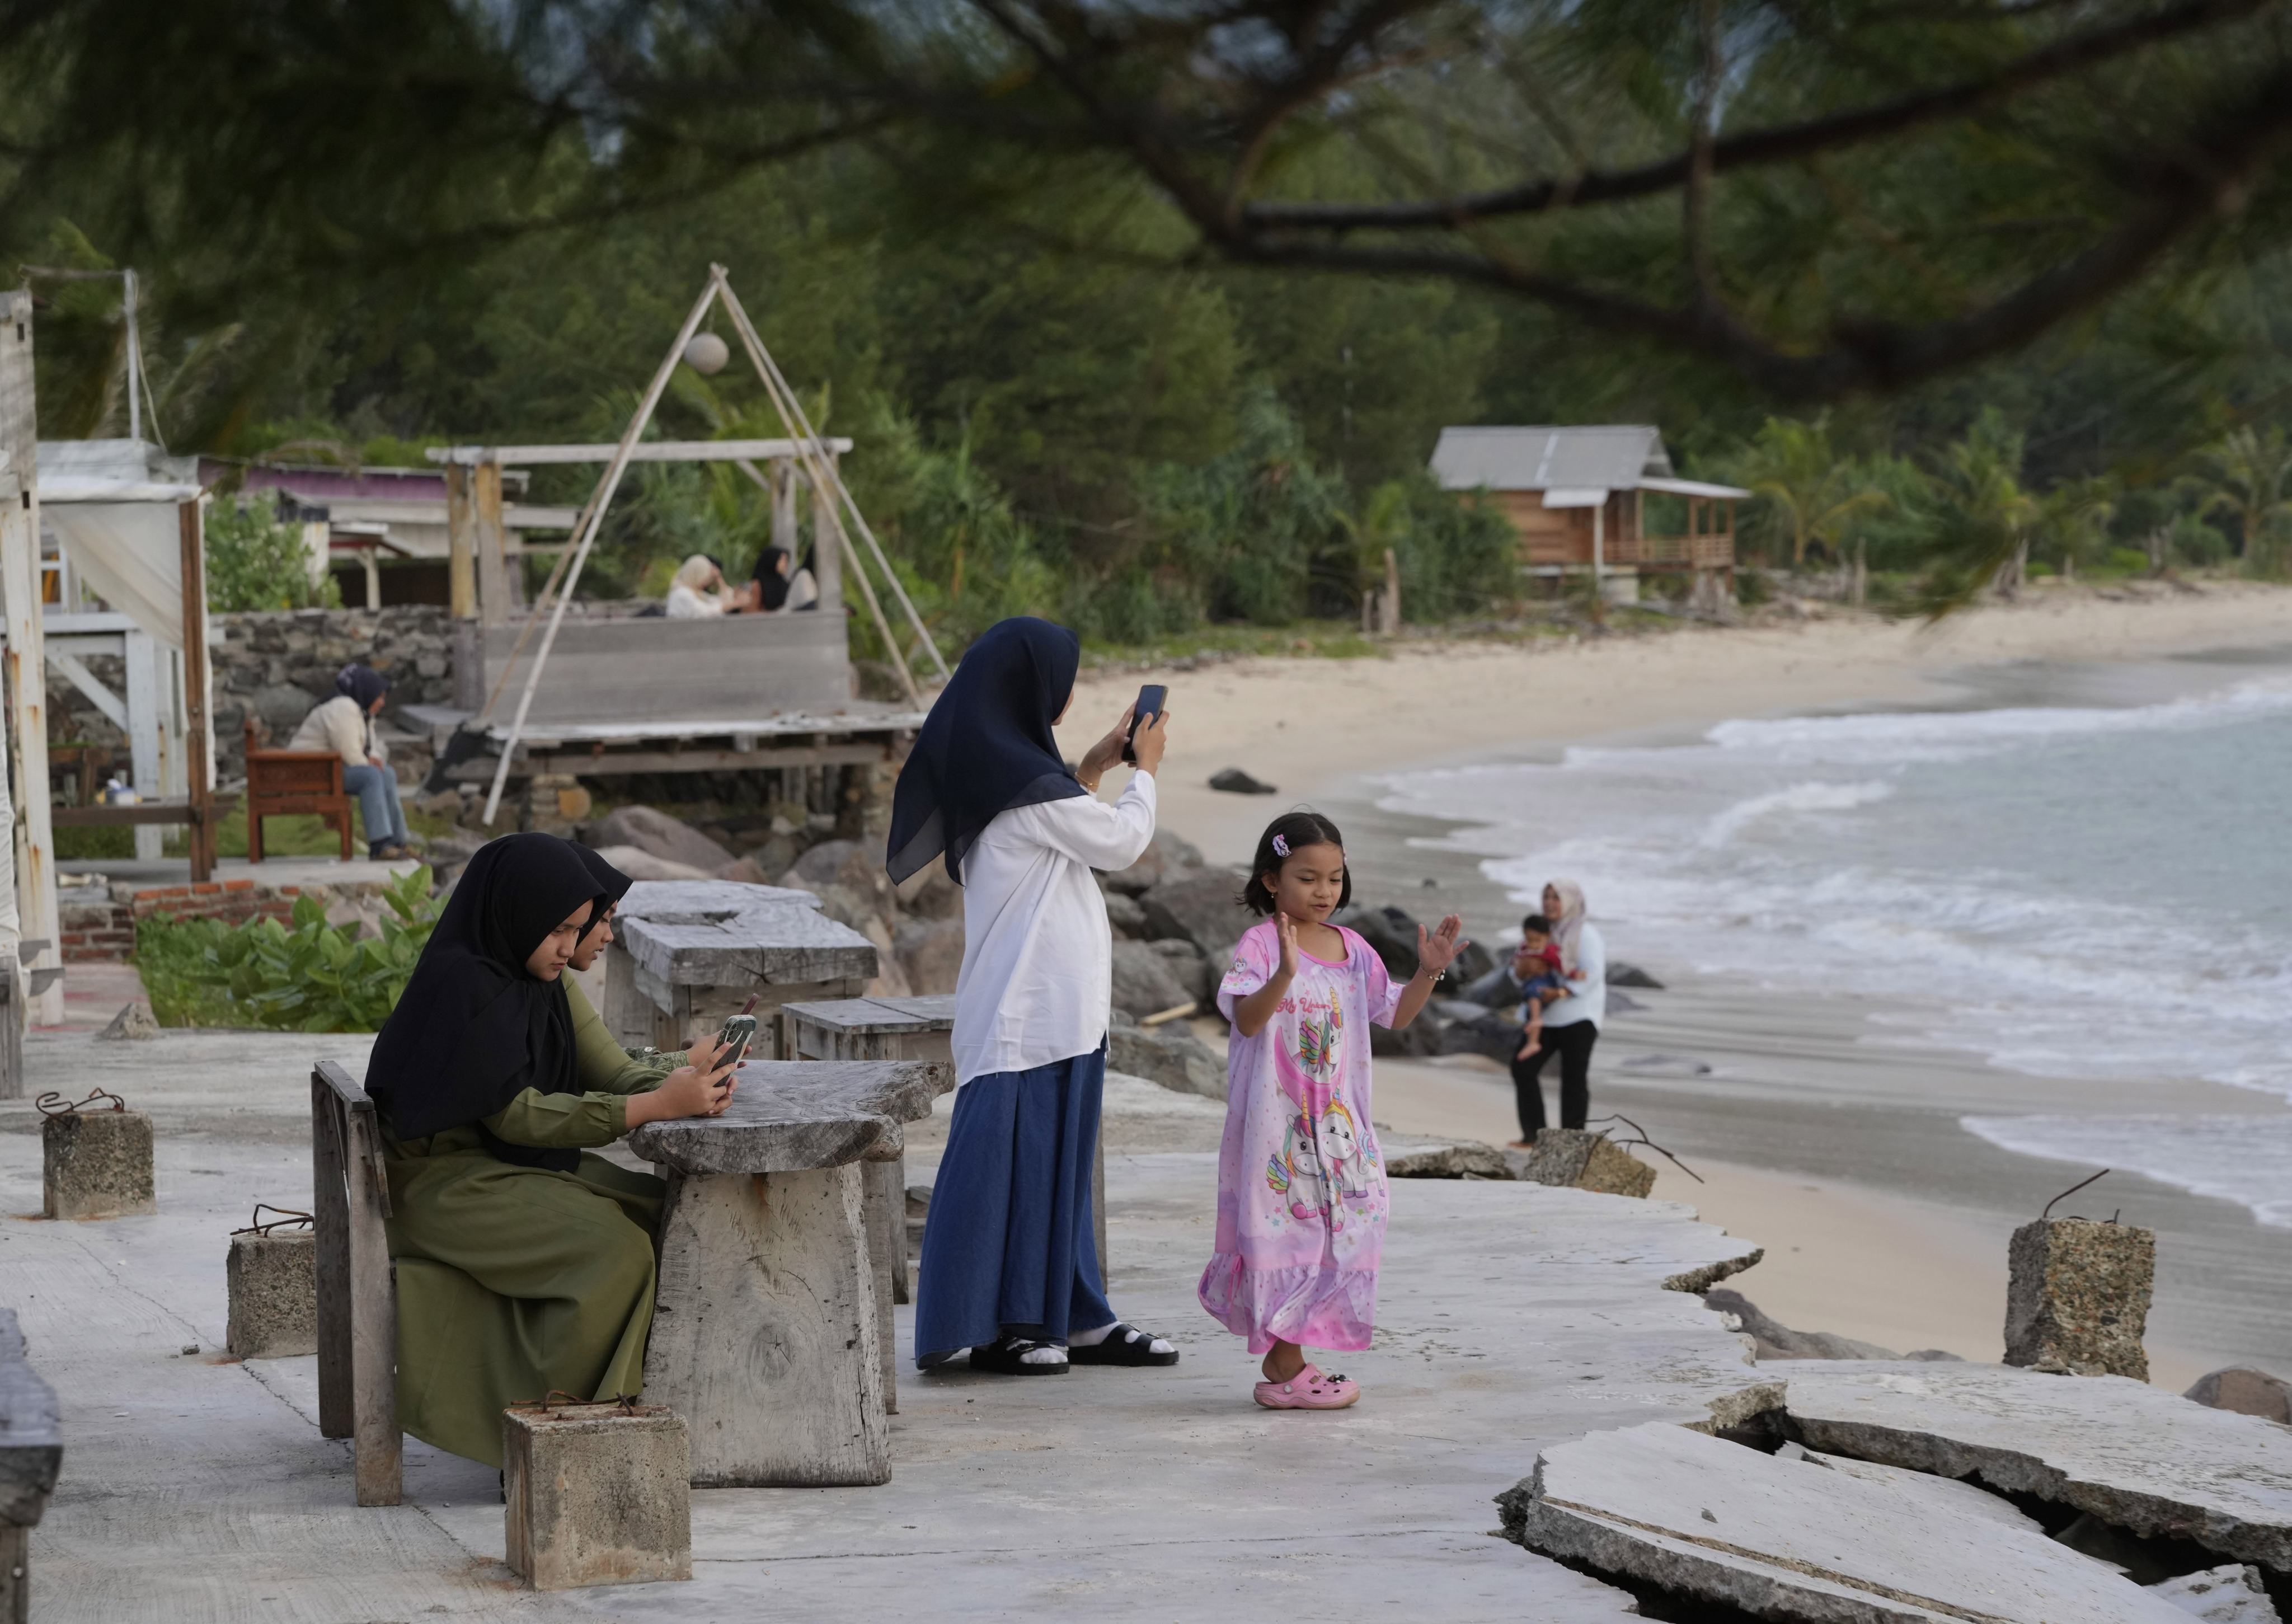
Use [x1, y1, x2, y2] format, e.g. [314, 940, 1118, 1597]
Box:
[566, 978, 685, 1096]
[480, 1086, 630, 1149]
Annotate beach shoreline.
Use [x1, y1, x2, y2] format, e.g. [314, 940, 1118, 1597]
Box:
[1062, 581, 2292, 1386]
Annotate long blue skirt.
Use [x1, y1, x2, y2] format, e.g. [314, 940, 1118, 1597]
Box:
[914, 1048, 1112, 1368]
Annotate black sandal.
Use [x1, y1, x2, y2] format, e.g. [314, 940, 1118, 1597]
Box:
[1067, 1322, 1179, 1367]
[968, 1336, 1069, 1375]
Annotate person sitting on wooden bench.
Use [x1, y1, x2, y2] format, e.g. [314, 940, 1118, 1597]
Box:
[364, 836, 739, 1470]
[288, 665, 414, 860]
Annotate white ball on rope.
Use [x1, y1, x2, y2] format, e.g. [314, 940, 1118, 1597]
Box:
[683, 332, 730, 376]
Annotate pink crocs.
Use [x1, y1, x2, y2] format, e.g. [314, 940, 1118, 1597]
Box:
[1253, 1363, 1360, 1410]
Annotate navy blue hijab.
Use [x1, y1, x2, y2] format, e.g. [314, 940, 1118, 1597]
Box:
[886, 617, 1084, 886]
[335, 664, 388, 710]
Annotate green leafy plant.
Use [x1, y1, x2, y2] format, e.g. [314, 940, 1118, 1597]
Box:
[136, 867, 439, 1031]
[205, 489, 341, 613]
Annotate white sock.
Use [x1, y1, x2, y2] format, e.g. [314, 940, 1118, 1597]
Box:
[1019, 1341, 1067, 1366]
[1070, 1321, 1172, 1355]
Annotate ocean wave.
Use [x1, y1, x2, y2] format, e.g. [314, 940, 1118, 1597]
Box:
[1706, 674, 2292, 765]
[1961, 1114, 2292, 1229]
[1699, 781, 1895, 849]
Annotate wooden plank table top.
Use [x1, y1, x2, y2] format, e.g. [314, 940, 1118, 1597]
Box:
[50, 792, 240, 827]
[626, 1058, 952, 1175]
[780, 994, 957, 1038]
[614, 879, 877, 990]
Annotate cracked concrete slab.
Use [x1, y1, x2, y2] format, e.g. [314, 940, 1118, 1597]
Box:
[1503, 1421, 2196, 1622]
[4, 1030, 1775, 1621]
[1776, 1362, 2292, 1571]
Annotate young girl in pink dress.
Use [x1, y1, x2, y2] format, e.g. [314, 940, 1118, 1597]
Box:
[1197, 811, 1467, 1410]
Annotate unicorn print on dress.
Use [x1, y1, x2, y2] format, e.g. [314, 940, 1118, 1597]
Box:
[1266, 1109, 1331, 1222]
[1318, 1099, 1376, 1201]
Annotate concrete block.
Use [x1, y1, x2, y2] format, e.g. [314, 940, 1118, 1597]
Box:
[2006, 1215, 2153, 1379]
[503, 1400, 691, 1592]
[226, 1229, 318, 1359]
[1509, 1130, 1655, 1199]
[41, 1107, 156, 1220]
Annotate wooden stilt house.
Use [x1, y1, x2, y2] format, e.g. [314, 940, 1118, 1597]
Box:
[1431, 426, 1747, 603]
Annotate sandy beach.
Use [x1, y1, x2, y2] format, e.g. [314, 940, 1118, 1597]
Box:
[1058, 583, 2292, 1388]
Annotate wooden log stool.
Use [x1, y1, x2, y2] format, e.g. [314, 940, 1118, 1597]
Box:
[627, 1058, 951, 1486]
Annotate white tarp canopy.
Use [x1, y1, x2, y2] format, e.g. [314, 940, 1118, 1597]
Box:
[35, 439, 214, 788]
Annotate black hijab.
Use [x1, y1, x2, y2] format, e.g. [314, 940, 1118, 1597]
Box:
[752, 546, 792, 611]
[571, 843, 634, 947]
[886, 616, 1083, 886]
[335, 664, 389, 710]
[367, 834, 604, 1172]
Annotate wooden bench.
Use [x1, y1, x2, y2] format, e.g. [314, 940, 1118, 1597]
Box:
[311, 1060, 400, 1506]
[0, 1307, 63, 1624]
[246, 718, 355, 862]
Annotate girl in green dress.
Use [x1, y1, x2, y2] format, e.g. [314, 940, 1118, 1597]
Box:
[367, 835, 734, 1467]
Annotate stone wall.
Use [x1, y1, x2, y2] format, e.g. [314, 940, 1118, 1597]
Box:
[45, 607, 458, 788]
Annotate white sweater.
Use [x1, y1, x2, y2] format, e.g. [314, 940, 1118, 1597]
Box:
[951, 772, 1157, 1084]
[286, 694, 380, 770]
[1540, 922, 1608, 1029]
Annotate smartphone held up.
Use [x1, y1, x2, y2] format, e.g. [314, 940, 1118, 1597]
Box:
[1121, 684, 1168, 765]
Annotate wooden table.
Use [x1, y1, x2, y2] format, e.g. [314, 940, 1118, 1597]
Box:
[627, 1058, 952, 1487]
[604, 880, 879, 1055]
[50, 792, 241, 882]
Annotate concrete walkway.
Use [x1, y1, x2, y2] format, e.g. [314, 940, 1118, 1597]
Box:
[1, 1032, 1772, 1621]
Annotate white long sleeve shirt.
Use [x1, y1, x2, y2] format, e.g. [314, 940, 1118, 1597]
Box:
[951, 771, 1157, 1084]
[1539, 921, 1608, 1030]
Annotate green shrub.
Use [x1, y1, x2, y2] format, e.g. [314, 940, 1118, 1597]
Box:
[206, 490, 341, 612]
[137, 868, 439, 1031]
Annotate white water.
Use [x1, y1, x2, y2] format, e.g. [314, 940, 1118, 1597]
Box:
[1377, 663, 2292, 1229]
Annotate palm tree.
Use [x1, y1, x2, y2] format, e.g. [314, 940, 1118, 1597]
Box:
[1731, 416, 1891, 570]
[2186, 426, 2292, 574]
[1911, 410, 2039, 611]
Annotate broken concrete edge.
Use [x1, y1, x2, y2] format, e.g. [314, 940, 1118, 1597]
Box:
[1782, 1410, 2289, 1571]
[1664, 1246, 1764, 1296]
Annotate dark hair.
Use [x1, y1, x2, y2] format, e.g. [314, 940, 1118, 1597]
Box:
[1239, 811, 1351, 916]
[1520, 914, 1552, 936]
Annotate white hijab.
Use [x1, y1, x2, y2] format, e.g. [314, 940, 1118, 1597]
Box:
[1546, 879, 1588, 973]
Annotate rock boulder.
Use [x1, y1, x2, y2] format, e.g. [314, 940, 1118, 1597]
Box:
[1138, 869, 1252, 964]
[1111, 941, 1192, 1021]
[595, 805, 737, 872]
[894, 918, 964, 996]
[1102, 829, 1206, 897]
[1106, 1016, 1225, 1101]
[2185, 1367, 2292, 1425]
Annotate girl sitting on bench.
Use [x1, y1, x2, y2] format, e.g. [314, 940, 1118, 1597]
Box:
[365, 834, 735, 1468]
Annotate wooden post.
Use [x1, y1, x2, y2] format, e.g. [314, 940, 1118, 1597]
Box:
[444, 461, 478, 622]
[812, 450, 846, 615]
[312, 1076, 353, 1442]
[473, 457, 510, 626]
[124, 628, 162, 861]
[1591, 498, 1607, 606]
[0, 291, 61, 1026]
[178, 501, 218, 883]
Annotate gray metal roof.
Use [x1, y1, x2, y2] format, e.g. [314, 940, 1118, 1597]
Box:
[1430, 426, 1675, 493]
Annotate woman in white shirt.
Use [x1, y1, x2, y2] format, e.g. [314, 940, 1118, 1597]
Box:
[663, 555, 727, 619]
[1509, 879, 1607, 1145]
[286, 665, 412, 859]
[886, 617, 1178, 1376]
